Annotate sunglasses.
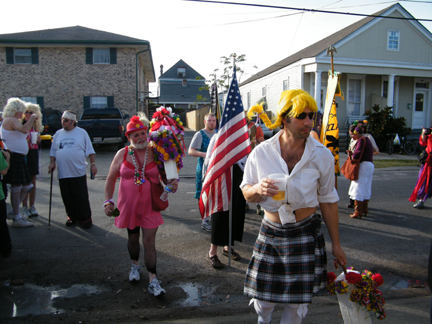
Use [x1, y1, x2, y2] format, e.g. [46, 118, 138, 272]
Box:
[62, 119, 70, 122]
[295, 112, 314, 120]
[24, 111, 32, 115]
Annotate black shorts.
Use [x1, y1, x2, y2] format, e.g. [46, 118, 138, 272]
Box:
[26, 149, 39, 176]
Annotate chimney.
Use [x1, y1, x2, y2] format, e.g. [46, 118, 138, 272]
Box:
[160, 64, 164, 76]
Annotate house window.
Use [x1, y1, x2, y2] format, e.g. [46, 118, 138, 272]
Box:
[347, 76, 365, 116]
[182, 79, 187, 86]
[14, 48, 32, 64]
[283, 80, 288, 91]
[387, 30, 400, 51]
[177, 67, 186, 78]
[86, 48, 116, 65]
[382, 81, 388, 98]
[93, 49, 110, 64]
[262, 87, 266, 96]
[21, 97, 37, 104]
[91, 97, 108, 108]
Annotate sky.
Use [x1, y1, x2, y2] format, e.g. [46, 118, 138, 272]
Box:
[1, 0, 431, 95]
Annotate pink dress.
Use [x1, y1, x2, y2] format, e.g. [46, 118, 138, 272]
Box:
[115, 148, 164, 229]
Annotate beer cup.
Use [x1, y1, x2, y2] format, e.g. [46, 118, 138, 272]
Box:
[268, 173, 287, 201]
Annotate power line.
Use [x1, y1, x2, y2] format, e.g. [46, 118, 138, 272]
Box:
[184, 0, 432, 22]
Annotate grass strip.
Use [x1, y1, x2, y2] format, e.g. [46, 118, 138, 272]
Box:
[373, 159, 420, 169]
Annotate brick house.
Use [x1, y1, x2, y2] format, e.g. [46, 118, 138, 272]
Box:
[0, 26, 155, 118]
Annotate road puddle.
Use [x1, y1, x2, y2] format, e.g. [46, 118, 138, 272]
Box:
[0, 282, 107, 318]
[175, 282, 217, 307]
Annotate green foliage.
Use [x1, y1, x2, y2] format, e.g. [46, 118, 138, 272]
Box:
[364, 105, 411, 151]
[196, 53, 257, 104]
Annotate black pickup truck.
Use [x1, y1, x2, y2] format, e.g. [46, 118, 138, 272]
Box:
[77, 108, 129, 149]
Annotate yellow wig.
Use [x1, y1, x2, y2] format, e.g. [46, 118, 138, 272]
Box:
[267, 89, 318, 129]
[246, 104, 271, 127]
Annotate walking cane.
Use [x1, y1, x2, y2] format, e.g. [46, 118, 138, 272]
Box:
[48, 170, 53, 228]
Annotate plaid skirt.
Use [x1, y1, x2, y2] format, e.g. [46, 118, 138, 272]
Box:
[244, 214, 327, 304]
[3, 152, 31, 185]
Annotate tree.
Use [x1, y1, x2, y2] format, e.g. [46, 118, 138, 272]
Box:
[197, 53, 257, 102]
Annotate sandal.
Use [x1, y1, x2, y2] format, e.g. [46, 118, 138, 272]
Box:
[65, 218, 77, 227]
[207, 254, 224, 269]
[222, 248, 241, 261]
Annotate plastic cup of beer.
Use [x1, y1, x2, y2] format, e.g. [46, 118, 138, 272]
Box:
[268, 173, 287, 201]
[30, 132, 38, 144]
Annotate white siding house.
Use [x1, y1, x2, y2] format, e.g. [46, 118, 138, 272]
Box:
[239, 3, 432, 132]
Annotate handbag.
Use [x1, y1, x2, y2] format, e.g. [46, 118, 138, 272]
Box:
[418, 150, 429, 164]
[148, 174, 169, 212]
[341, 138, 366, 181]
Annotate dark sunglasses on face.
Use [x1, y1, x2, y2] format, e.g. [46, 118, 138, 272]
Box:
[295, 112, 314, 120]
[24, 111, 32, 114]
[62, 119, 70, 123]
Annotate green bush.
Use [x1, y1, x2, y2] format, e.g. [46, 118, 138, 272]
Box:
[364, 105, 411, 151]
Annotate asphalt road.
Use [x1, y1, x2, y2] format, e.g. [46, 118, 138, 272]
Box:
[1, 129, 431, 323]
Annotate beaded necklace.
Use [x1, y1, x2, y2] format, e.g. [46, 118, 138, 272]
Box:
[129, 146, 148, 186]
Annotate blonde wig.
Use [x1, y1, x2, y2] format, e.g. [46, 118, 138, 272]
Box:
[266, 90, 318, 129]
[22, 103, 43, 132]
[2, 97, 27, 118]
[246, 104, 272, 126]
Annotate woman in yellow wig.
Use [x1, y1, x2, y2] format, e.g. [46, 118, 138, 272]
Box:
[241, 89, 346, 324]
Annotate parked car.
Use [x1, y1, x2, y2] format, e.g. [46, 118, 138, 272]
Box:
[41, 108, 63, 143]
[77, 108, 129, 150]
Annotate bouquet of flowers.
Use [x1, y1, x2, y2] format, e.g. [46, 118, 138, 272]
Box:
[327, 267, 386, 322]
[149, 106, 185, 180]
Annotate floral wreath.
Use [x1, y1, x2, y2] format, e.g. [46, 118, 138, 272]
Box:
[327, 267, 386, 320]
[149, 106, 186, 171]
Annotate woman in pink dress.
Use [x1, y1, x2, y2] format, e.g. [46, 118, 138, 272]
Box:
[104, 114, 178, 297]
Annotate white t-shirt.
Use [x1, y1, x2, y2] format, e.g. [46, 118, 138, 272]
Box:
[50, 127, 95, 179]
[241, 132, 339, 214]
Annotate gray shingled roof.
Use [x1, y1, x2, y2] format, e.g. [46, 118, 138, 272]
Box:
[0, 25, 149, 45]
[239, 5, 394, 86]
[160, 59, 205, 80]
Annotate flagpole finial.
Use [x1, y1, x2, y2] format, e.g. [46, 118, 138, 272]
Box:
[233, 53, 236, 68]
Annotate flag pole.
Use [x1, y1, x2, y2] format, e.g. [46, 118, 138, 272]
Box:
[228, 53, 237, 269]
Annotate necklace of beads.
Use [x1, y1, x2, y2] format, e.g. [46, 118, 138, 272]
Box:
[129, 146, 148, 186]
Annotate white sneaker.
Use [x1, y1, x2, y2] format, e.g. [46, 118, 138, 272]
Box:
[29, 205, 39, 216]
[129, 264, 141, 282]
[148, 278, 166, 296]
[12, 218, 34, 228]
[21, 207, 31, 218]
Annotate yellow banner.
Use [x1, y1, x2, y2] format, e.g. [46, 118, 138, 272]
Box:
[321, 71, 343, 176]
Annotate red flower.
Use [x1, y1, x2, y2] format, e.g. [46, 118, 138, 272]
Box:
[345, 272, 362, 284]
[372, 273, 384, 286]
[327, 272, 337, 283]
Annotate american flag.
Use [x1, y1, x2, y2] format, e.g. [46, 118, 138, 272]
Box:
[199, 67, 251, 218]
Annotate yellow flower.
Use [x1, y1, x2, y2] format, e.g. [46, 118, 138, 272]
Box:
[179, 122, 183, 126]
[164, 153, 169, 160]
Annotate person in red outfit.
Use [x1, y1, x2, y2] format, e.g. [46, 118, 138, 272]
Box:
[409, 127, 432, 209]
[104, 113, 178, 297]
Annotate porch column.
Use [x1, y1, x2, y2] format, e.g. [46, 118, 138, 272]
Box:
[315, 70, 323, 109]
[387, 74, 396, 109]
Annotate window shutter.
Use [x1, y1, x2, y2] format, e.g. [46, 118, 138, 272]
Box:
[6, 47, 14, 64]
[31, 48, 39, 64]
[110, 48, 117, 64]
[36, 97, 44, 109]
[84, 96, 91, 109]
[107, 96, 114, 107]
[86, 48, 93, 64]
